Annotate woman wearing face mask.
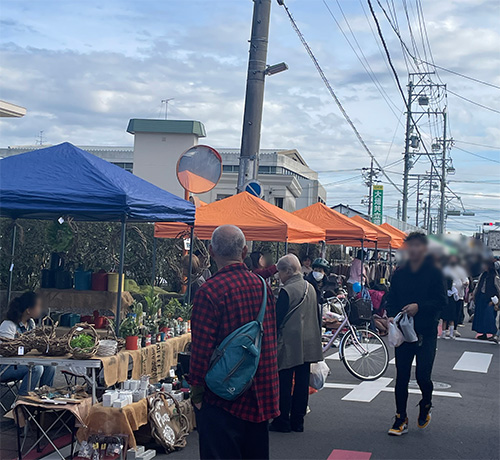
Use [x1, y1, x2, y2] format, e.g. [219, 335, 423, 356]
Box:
[305, 258, 333, 305]
[0, 292, 56, 395]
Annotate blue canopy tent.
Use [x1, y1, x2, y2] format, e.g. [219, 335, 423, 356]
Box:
[0, 142, 195, 332]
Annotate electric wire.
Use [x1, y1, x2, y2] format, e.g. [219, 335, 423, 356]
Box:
[447, 89, 500, 114]
[279, 0, 403, 194]
[454, 146, 500, 164]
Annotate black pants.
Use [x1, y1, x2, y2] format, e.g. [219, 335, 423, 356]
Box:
[196, 402, 269, 460]
[394, 335, 437, 417]
[273, 362, 311, 430]
[456, 299, 465, 325]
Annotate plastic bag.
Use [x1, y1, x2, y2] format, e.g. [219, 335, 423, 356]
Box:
[310, 361, 330, 390]
[399, 313, 418, 343]
[388, 319, 404, 347]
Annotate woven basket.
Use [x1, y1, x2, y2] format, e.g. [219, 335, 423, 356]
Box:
[24, 316, 60, 354]
[68, 323, 99, 360]
[0, 337, 29, 357]
[104, 323, 125, 352]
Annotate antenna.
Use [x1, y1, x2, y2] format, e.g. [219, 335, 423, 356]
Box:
[161, 98, 174, 119]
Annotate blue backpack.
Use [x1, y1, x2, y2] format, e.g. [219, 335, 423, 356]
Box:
[205, 276, 268, 401]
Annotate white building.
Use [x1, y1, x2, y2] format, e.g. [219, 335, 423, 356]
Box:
[0, 119, 326, 212]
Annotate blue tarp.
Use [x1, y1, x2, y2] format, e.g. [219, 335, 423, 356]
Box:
[0, 142, 195, 223]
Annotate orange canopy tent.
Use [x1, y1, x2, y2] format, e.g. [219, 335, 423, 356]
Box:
[293, 202, 377, 245]
[154, 192, 326, 243]
[381, 223, 407, 240]
[351, 215, 394, 249]
[379, 223, 406, 248]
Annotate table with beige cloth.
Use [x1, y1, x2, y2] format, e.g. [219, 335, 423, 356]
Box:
[37, 288, 134, 317]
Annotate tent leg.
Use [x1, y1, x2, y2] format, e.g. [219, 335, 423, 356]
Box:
[115, 220, 127, 336]
[186, 226, 195, 305]
[151, 236, 157, 287]
[6, 223, 17, 305]
[321, 241, 326, 259]
[361, 240, 365, 285]
[284, 240, 289, 255]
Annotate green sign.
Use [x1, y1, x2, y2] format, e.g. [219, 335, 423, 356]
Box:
[372, 185, 384, 225]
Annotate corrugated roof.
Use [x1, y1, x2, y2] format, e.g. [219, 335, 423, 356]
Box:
[126, 119, 206, 137]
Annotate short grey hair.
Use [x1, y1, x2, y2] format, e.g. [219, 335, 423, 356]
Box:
[211, 225, 246, 259]
[277, 254, 301, 276]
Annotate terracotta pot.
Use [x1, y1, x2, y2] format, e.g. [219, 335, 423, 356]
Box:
[125, 336, 139, 350]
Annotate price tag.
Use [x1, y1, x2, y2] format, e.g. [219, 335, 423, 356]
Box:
[76, 327, 84, 332]
[18, 346, 24, 356]
[169, 369, 176, 378]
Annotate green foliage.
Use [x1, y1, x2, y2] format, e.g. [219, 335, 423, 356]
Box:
[119, 316, 140, 337]
[46, 221, 74, 253]
[70, 334, 94, 350]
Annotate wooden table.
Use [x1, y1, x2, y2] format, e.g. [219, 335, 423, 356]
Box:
[37, 288, 134, 317]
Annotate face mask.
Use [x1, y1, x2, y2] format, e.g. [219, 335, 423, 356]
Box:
[312, 271, 324, 281]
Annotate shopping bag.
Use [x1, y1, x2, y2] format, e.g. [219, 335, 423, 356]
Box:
[388, 316, 404, 347]
[398, 313, 418, 343]
[309, 361, 330, 390]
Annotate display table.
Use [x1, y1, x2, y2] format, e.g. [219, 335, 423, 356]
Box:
[77, 399, 148, 448]
[37, 288, 134, 316]
[14, 396, 92, 460]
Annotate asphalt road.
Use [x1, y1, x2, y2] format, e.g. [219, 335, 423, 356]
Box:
[163, 323, 499, 460]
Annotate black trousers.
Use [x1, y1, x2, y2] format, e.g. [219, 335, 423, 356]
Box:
[394, 335, 437, 416]
[456, 299, 465, 325]
[196, 403, 269, 460]
[273, 362, 311, 430]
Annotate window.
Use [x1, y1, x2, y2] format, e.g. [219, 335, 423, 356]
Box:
[274, 197, 284, 209]
[112, 162, 133, 173]
[223, 165, 239, 173]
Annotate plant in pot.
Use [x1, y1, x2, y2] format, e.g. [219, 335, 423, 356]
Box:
[119, 317, 140, 350]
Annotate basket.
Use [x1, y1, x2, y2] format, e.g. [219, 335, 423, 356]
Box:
[104, 323, 125, 352]
[23, 316, 59, 354]
[0, 337, 29, 357]
[348, 298, 373, 325]
[96, 339, 118, 357]
[68, 323, 99, 360]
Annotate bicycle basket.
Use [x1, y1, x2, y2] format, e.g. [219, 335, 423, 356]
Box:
[348, 298, 372, 325]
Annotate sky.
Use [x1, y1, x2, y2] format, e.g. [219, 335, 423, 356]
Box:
[1, 0, 499, 235]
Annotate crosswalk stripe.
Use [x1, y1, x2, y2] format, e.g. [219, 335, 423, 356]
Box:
[453, 351, 493, 373]
[341, 377, 393, 402]
[325, 344, 382, 362]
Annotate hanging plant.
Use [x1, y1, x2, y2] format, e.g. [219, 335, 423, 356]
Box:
[46, 220, 74, 253]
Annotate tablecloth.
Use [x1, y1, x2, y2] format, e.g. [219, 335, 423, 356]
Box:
[77, 399, 148, 448]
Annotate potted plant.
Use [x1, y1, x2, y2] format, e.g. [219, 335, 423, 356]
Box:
[119, 317, 140, 350]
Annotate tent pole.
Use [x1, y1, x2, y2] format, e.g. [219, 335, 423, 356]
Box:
[6, 222, 17, 305]
[284, 239, 289, 254]
[115, 219, 127, 336]
[361, 240, 364, 285]
[151, 236, 157, 287]
[275, 242, 280, 261]
[321, 241, 326, 259]
[186, 226, 195, 305]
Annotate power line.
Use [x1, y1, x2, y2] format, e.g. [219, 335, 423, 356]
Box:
[279, 1, 403, 194]
[454, 140, 500, 150]
[447, 89, 500, 114]
[454, 146, 500, 164]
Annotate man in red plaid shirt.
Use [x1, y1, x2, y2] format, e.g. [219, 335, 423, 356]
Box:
[190, 225, 279, 459]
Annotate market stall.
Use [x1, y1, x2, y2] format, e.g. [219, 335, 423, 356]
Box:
[154, 191, 326, 243]
[351, 215, 393, 249]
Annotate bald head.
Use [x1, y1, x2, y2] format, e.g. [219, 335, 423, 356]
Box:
[210, 225, 247, 266]
[277, 254, 301, 282]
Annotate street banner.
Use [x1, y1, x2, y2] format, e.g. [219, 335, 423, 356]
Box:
[372, 185, 384, 225]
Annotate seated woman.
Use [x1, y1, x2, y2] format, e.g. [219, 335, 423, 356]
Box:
[0, 292, 55, 395]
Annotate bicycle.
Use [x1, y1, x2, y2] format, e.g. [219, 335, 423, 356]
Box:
[322, 294, 389, 381]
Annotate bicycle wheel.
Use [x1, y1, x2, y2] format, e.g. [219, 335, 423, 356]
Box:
[340, 328, 389, 380]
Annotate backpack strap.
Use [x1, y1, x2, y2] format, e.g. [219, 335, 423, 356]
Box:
[256, 275, 268, 325]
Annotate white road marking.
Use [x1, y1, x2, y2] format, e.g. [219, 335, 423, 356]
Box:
[323, 381, 462, 400]
[389, 357, 416, 366]
[325, 343, 382, 362]
[453, 351, 493, 373]
[341, 377, 393, 402]
[454, 337, 497, 345]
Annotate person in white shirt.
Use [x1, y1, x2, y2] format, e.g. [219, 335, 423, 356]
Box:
[0, 292, 55, 395]
[443, 256, 469, 337]
[347, 250, 367, 296]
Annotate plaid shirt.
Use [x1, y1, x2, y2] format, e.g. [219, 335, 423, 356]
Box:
[190, 263, 279, 423]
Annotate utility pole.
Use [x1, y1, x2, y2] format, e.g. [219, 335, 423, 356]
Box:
[422, 201, 427, 230]
[402, 81, 413, 223]
[363, 157, 380, 221]
[237, 0, 272, 193]
[438, 108, 447, 235]
[426, 168, 433, 231]
[397, 200, 401, 221]
[415, 175, 421, 227]
[161, 98, 174, 120]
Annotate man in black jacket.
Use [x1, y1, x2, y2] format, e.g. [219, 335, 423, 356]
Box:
[386, 232, 447, 436]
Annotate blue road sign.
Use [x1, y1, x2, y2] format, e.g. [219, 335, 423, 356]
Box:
[245, 181, 263, 198]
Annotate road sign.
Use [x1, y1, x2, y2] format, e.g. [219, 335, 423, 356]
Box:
[244, 180, 263, 198]
[372, 185, 383, 225]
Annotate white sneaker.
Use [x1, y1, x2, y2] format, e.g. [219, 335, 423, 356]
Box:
[454, 330, 461, 337]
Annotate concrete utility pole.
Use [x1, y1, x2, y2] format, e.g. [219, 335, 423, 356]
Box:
[438, 108, 447, 234]
[415, 175, 421, 227]
[364, 158, 380, 221]
[426, 168, 433, 231]
[237, 0, 272, 193]
[402, 81, 413, 223]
